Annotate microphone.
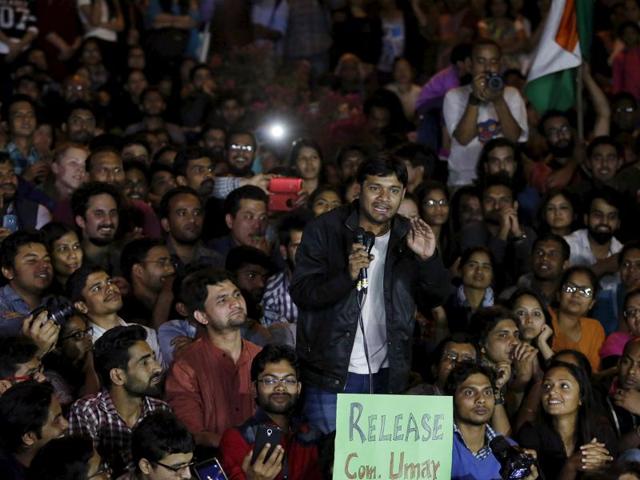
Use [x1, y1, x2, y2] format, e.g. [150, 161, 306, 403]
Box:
[355, 228, 375, 293]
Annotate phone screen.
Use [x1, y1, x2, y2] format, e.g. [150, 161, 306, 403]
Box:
[193, 458, 228, 480]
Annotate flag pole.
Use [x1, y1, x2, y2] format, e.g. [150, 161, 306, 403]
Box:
[576, 64, 584, 142]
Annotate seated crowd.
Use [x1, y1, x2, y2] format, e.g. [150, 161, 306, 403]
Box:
[4, 1, 640, 479]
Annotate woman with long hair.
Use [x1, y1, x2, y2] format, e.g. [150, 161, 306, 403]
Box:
[537, 189, 580, 237]
[509, 288, 555, 361]
[289, 138, 325, 195]
[516, 361, 616, 480]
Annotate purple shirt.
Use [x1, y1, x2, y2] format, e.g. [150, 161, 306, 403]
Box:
[416, 65, 460, 112]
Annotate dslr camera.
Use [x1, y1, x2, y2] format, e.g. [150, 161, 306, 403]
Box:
[489, 435, 536, 480]
[30, 295, 75, 326]
[486, 72, 504, 93]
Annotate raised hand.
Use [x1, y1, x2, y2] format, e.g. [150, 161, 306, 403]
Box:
[406, 217, 436, 261]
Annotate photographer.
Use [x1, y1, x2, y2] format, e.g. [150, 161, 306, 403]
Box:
[443, 39, 528, 187]
[446, 363, 539, 479]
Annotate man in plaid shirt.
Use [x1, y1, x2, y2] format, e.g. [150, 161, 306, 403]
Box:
[68, 325, 170, 477]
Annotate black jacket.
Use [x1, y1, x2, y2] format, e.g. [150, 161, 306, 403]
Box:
[290, 203, 450, 393]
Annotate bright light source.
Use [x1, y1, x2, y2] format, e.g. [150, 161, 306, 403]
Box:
[268, 123, 286, 141]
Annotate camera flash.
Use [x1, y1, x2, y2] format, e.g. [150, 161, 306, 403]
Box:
[269, 123, 286, 140]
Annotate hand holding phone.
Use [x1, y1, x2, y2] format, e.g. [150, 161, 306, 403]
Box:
[251, 425, 283, 464]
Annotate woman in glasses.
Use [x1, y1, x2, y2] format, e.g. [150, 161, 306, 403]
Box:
[415, 180, 453, 265]
[551, 266, 605, 372]
[43, 312, 99, 409]
[600, 289, 640, 369]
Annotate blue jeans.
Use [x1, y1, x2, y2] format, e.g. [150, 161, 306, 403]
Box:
[303, 369, 389, 434]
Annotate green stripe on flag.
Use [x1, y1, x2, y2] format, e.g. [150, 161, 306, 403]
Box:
[525, 68, 577, 113]
[576, 0, 594, 60]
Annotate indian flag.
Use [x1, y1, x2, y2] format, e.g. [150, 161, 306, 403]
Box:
[525, 0, 593, 113]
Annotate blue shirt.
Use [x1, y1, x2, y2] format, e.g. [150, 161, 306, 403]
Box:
[6, 141, 39, 175]
[157, 319, 197, 366]
[452, 423, 506, 480]
[0, 284, 32, 336]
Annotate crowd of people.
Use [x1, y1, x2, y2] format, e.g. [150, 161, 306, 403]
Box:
[2, 0, 640, 479]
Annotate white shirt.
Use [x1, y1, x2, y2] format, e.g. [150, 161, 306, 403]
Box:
[564, 228, 623, 291]
[91, 317, 166, 370]
[443, 84, 528, 186]
[349, 230, 390, 374]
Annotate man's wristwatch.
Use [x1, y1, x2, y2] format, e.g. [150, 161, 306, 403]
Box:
[494, 387, 505, 405]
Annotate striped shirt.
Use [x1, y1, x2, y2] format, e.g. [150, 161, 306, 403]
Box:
[262, 271, 298, 326]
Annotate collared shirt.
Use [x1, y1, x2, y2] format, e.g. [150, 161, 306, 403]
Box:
[5, 141, 40, 175]
[165, 337, 261, 443]
[452, 423, 503, 479]
[213, 177, 242, 199]
[91, 317, 166, 370]
[262, 271, 298, 326]
[0, 284, 33, 336]
[68, 390, 170, 477]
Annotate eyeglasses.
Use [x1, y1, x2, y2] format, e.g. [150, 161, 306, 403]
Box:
[61, 326, 94, 342]
[154, 460, 195, 473]
[88, 464, 113, 479]
[443, 352, 475, 363]
[562, 282, 593, 298]
[533, 248, 561, 259]
[622, 260, 640, 270]
[624, 308, 640, 319]
[256, 376, 299, 387]
[423, 199, 448, 208]
[230, 144, 254, 153]
[615, 107, 636, 113]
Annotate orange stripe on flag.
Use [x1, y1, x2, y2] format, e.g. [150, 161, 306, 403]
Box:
[555, 0, 579, 51]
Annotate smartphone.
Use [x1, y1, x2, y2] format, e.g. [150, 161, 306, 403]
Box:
[251, 425, 283, 464]
[2, 214, 17, 233]
[193, 458, 228, 480]
[268, 177, 303, 212]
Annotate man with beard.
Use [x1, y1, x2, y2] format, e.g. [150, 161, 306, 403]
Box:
[0, 152, 52, 232]
[291, 155, 449, 434]
[499, 234, 570, 305]
[211, 185, 270, 259]
[71, 181, 121, 273]
[457, 175, 535, 290]
[530, 110, 579, 193]
[447, 363, 539, 479]
[593, 241, 640, 335]
[219, 344, 323, 480]
[199, 124, 227, 162]
[0, 231, 55, 336]
[564, 188, 623, 288]
[226, 130, 257, 178]
[67, 264, 164, 366]
[159, 186, 223, 276]
[68, 325, 169, 477]
[61, 103, 96, 145]
[165, 269, 262, 449]
[85, 146, 162, 239]
[119, 238, 176, 329]
[173, 146, 216, 198]
[124, 87, 185, 145]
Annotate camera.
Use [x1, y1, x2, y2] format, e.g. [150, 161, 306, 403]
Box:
[268, 177, 303, 212]
[489, 435, 535, 480]
[30, 295, 75, 326]
[486, 72, 504, 93]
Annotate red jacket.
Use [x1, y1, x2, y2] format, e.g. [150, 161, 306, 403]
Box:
[219, 410, 323, 480]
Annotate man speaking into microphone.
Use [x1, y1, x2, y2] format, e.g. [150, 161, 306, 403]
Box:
[290, 153, 451, 433]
